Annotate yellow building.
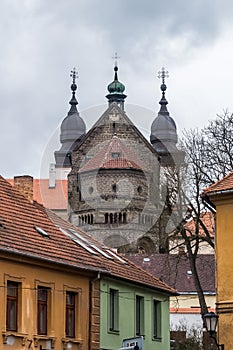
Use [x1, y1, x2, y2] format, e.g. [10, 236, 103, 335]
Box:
[204, 171, 233, 349]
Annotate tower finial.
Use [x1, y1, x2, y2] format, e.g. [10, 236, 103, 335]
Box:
[157, 67, 169, 112]
[158, 67, 169, 85]
[106, 54, 126, 110]
[70, 67, 78, 85]
[69, 67, 78, 114]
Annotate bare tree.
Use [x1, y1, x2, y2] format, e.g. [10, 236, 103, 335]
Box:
[170, 111, 233, 317]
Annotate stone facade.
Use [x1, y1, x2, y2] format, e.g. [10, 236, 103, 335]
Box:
[68, 103, 173, 252]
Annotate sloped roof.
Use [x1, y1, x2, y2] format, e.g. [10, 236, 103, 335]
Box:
[75, 103, 158, 158]
[203, 170, 233, 196]
[124, 253, 215, 293]
[7, 178, 67, 210]
[79, 135, 143, 173]
[183, 212, 214, 238]
[0, 176, 176, 295]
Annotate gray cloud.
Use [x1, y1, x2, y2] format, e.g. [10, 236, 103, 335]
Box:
[0, 0, 233, 178]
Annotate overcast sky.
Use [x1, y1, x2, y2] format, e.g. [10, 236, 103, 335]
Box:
[1, 0, 233, 178]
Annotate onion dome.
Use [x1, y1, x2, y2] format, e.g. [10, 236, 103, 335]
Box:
[54, 68, 86, 168]
[150, 68, 178, 158]
[106, 58, 127, 110]
[107, 66, 126, 94]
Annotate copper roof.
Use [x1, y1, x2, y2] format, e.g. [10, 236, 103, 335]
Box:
[0, 176, 176, 295]
[79, 135, 144, 173]
[203, 170, 233, 195]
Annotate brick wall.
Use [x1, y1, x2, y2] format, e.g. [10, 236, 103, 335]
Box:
[14, 175, 33, 203]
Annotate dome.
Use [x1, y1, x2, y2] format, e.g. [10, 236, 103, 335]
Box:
[60, 112, 86, 143]
[150, 113, 177, 145]
[54, 67, 86, 168]
[150, 70, 178, 155]
[107, 66, 125, 94]
[106, 65, 127, 109]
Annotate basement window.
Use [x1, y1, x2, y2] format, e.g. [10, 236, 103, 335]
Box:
[35, 226, 50, 238]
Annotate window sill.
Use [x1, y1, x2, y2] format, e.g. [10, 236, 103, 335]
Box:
[62, 338, 83, 350]
[33, 335, 56, 348]
[108, 329, 120, 335]
[152, 337, 162, 342]
[2, 331, 28, 345]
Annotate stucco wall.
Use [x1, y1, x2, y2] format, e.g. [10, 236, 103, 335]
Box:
[215, 197, 233, 349]
[100, 278, 170, 350]
[0, 257, 94, 350]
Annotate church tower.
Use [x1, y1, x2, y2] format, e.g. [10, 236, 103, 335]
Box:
[150, 67, 184, 166]
[53, 68, 86, 182]
[68, 62, 163, 251]
[68, 63, 184, 254]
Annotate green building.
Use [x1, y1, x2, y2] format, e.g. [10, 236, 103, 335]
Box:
[100, 275, 175, 350]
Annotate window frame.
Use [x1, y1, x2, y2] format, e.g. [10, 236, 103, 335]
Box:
[65, 291, 76, 338]
[109, 288, 119, 332]
[37, 286, 49, 335]
[135, 295, 144, 336]
[6, 281, 19, 332]
[153, 300, 162, 340]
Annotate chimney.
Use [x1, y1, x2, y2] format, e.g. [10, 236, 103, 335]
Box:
[14, 175, 34, 203]
[49, 163, 56, 188]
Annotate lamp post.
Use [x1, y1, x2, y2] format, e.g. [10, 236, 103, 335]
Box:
[203, 312, 224, 350]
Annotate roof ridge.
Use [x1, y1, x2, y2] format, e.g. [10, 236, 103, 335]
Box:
[203, 169, 233, 194]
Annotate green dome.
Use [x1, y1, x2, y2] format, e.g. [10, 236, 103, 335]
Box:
[107, 66, 125, 94]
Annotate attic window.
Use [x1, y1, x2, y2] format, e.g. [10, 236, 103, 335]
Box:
[35, 226, 50, 238]
[111, 152, 120, 158]
[86, 154, 93, 160]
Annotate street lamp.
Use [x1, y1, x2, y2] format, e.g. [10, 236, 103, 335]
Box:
[203, 312, 224, 350]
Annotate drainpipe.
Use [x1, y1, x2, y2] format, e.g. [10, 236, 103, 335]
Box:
[89, 272, 101, 350]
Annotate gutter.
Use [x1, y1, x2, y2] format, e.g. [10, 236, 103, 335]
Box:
[202, 187, 233, 212]
[0, 248, 109, 274]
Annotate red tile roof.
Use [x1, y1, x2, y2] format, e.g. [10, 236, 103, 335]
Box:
[184, 212, 215, 238]
[0, 176, 176, 295]
[170, 307, 216, 314]
[203, 170, 233, 195]
[80, 135, 144, 173]
[7, 178, 67, 210]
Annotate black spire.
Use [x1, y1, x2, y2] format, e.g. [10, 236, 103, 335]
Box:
[158, 67, 169, 115]
[54, 67, 86, 168]
[150, 67, 181, 165]
[68, 68, 78, 116]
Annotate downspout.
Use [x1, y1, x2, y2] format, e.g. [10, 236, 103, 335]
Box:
[89, 272, 101, 350]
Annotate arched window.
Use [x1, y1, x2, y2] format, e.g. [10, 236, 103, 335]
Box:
[119, 212, 122, 223]
[114, 213, 118, 223]
[105, 213, 109, 224]
[110, 213, 113, 224]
